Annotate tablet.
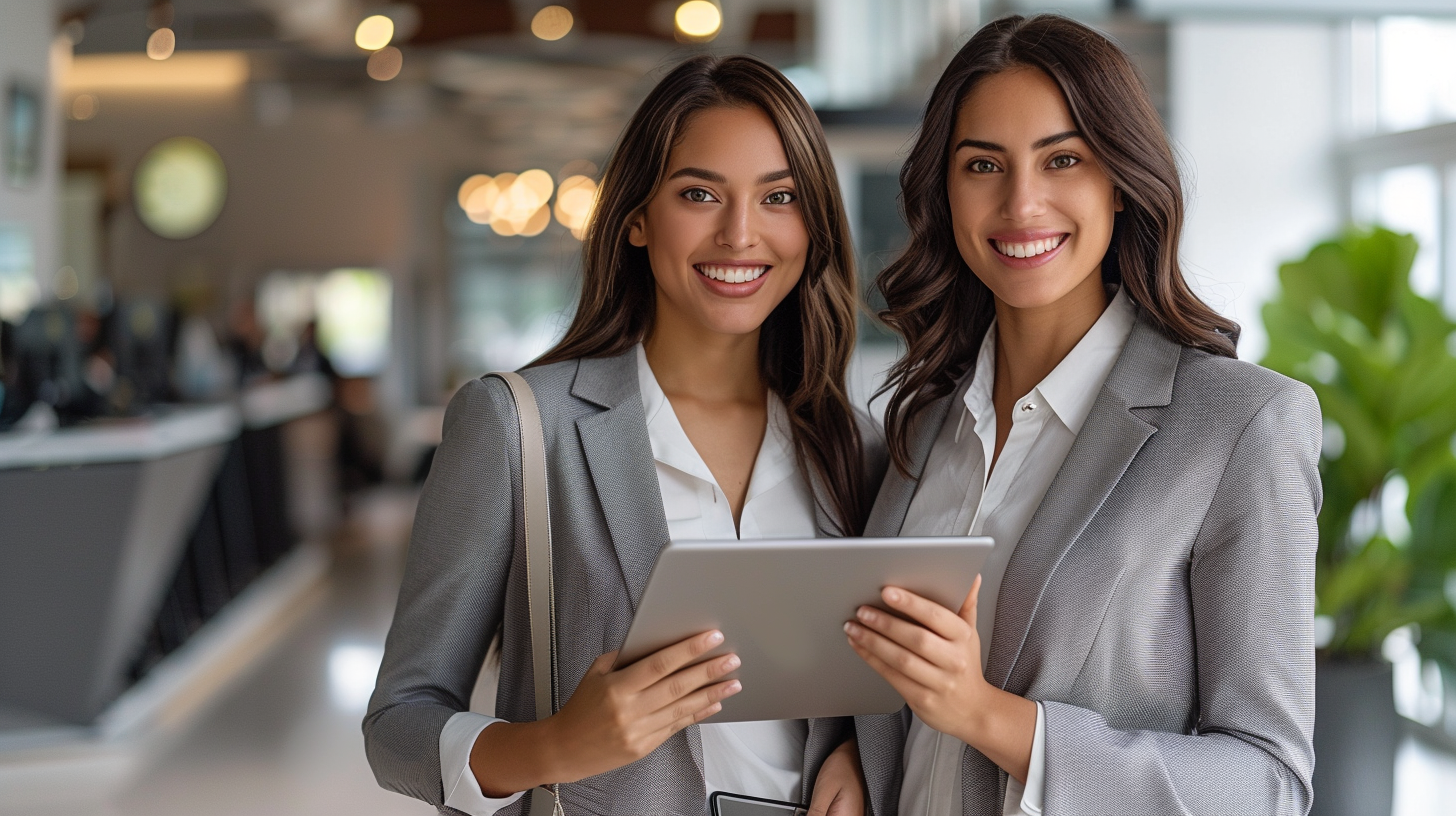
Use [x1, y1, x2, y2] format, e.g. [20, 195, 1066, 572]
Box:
[615, 536, 993, 723]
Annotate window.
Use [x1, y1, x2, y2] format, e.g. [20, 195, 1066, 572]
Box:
[1342, 17, 1456, 314]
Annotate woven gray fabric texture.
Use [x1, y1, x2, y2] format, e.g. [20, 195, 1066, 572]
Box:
[856, 311, 1321, 816]
[363, 350, 882, 815]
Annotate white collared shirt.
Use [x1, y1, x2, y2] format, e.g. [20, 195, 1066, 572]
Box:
[437, 345, 814, 814]
[898, 287, 1136, 816]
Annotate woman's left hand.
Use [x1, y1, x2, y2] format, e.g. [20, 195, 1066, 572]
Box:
[844, 575, 989, 741]
[806, 737, 866, 816]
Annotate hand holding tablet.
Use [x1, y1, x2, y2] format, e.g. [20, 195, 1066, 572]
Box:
[615, 536, 993, 723]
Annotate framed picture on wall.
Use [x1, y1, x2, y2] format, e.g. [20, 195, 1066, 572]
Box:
[4, 80, 42, 189]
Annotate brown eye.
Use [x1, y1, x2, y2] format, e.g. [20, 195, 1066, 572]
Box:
[682, 188, 717, 203]
[1049, 154, 1079, 170]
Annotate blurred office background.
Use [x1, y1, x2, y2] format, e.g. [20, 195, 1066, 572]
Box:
[1, 1, 1455, 814]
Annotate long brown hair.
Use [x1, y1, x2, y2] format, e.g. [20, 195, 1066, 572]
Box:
[876, 13, 1239, 474]
[535, 55, 868, 534]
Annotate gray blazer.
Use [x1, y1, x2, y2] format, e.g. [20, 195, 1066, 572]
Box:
[853, 311, 1322, 816]
[364, 350, 889, 816]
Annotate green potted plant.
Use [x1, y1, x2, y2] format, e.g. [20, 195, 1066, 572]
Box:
[1260, 226, 1456, 816]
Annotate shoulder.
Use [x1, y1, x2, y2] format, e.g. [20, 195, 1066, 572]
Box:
[443, 358, 586, 435]
[1169, 346, 1320, 440]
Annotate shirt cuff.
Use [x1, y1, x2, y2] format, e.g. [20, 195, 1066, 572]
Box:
[440, 711, 527, 816]
[1001, 702, 1046, 816]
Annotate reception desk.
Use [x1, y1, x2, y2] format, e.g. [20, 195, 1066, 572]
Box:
[0, 376, 330, 727]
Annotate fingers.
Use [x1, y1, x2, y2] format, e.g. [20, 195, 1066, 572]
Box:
[805, 786, 834, 816]
[589, 651, 619, 675]
[618, 629, 724, 690]
[850, 605, 955, 670]
[846, 633, 933, 703]
[641, 651, 741, 711]
[655, 678, 741, 733]
[844, 619, 943, 689]
[878, 586, 969, 640]
[957, 574, 983, 627]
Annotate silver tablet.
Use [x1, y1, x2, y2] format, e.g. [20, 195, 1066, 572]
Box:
[615, 536, 994, 724]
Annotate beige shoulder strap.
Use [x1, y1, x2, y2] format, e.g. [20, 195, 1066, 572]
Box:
[487, 372, 563, 816]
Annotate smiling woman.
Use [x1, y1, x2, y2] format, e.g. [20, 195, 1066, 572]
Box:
[364, 55, 885, 816]
[852, 13, 1322, 816]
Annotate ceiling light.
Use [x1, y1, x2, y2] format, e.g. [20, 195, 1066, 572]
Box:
[531, 6, 574, 41]
[675, 1, 721, 40]
[147, 27, 176, 60]
[355, 15, 394, 51]
[367, 46, 403, 81]
[458, 174, 493, 210]
[64, 52, 250, 93]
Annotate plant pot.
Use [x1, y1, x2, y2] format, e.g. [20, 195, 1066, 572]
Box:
[1311, 659, 1397, 816]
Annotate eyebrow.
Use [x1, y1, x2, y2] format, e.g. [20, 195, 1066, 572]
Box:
[953, 130, 1083, 153]
[666, 167, 793, 185]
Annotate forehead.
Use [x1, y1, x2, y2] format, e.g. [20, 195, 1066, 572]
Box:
[668, 105, 789, 172]
[953, 67, 1076, 142]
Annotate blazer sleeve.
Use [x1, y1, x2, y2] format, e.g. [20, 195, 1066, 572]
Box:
[363, 376, 521, 807]
[1040, 381, 1322, 816]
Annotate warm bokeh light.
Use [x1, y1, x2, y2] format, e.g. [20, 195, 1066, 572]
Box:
[457, 174, 493, 210]
[521, 205, 552, 237]
[675, 1, 722, 39]
[531, 6, 574, 41]
[65, 52, 250, 92]
[515, 169, 554, 205]
[367, 46, 403, 81]
[554, 174, 598, 239]
[456, 170, 562, 236]
[355, 15, 394, 51]
[70, 94, 98, 120]
[146, 27, 176, 60]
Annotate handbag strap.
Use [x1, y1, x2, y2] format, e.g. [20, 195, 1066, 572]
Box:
[487, 372, 562, 816]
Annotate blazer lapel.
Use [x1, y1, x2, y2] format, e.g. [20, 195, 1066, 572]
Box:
[571, 351, 671, 611]
[862, 374, 976, 538]
[985, 312, 1181, 690]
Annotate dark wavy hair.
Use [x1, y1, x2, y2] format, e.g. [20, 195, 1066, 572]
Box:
[876, 13, 1239, 474]
[535, 54, 868, 534]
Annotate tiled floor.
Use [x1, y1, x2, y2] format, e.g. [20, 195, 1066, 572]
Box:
[9, 486, 1455, 816]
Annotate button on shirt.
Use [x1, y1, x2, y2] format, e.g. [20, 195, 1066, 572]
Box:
[898, 287, 1136, 816]
[437, 345, 815, 814]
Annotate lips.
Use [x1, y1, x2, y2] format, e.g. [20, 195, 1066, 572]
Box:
[695, 263, 769, 284]
[991, 234, 1066, 259]
[693, 262, 773, 298]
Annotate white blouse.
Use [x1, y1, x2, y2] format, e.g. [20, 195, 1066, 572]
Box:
[437, 344, 817, 814]
[898, 287, 1136, 816]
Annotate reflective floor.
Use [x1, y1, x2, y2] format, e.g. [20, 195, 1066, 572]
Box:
[107, 487, 429, 816]
[13, 486, 1454, 816]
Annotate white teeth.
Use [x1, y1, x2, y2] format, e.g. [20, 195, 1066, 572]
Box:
[697, 264, 768, 283]
[994, 235, 1064, 259]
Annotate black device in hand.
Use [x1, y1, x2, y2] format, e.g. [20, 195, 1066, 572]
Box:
[710, 791, 807, 816]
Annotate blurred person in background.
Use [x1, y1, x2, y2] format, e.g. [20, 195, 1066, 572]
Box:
[365, 55, 886, 815]
[845, 14, 1322, 816]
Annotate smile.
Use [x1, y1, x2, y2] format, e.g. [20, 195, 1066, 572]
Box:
[695, 264, 769, 284]
[992, 234, 1066, 259]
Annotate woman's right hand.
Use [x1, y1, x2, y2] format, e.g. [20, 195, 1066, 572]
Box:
[547, 629, 741, 781]
[470, 629, 741, 796]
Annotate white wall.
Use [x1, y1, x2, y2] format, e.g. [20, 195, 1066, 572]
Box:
[1170, 20, 1342, 361]
[0, 0, 61, 301]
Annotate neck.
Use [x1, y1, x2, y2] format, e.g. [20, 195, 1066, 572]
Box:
[992, 273, 1110, 400]
[643, 306, 764, 404]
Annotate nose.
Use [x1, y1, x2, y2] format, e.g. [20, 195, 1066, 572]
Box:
[716, 196, 759, 250]
[1001, 165, 1047, 223]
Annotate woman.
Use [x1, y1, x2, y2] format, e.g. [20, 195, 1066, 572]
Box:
[845, 15, 1320, 816]
[364, 55, 885, 815]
